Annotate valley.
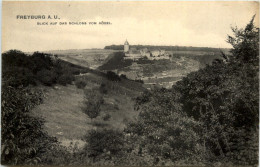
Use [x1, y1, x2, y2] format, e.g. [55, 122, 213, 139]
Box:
[45, 48, 222, 89]
[27, 48, 223, 150]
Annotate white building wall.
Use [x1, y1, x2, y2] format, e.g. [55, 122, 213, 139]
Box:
[124, 45, 129, 52]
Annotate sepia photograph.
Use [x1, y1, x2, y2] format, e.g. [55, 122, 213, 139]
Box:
[1, 1, 259, 166]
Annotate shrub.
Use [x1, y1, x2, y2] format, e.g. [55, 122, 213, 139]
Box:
[57, 74, 75, 86]
[71, 69, 81, 75]
[1, 50, 84, 88]
[75, 80, 87, 89]
[83, 104, 100, 120]
[83, 129, 124, 158]
[120, 74, 127, 79]
[36, 69, 57, 86]
[99, 83, 108, 94]
[126, 88, 203, 163]
[106, 71, 121, 81]
[171, 16, 259, 165]
[3, 67, 36, 87]
[82, 90, 104, 120]
[1, 86, 61, 165]
[134, 79, 144, 84]
[103, 113, 111, 121]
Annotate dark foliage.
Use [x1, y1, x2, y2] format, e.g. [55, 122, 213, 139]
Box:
[174, 16, 259, 165]
[75, 80, 87, 89]
[2, 50, 85, 87]
[106, 71, 121, 81]
[57, 74, 75, 86]
[1, 85, 66, 165]
[136, 57, 155, 64]
[102, 113, 111, 121]
[124, 16, 259, 166]
[82, 89, 104, 119]
[1, 50, 81, 165]
[83, 129, 124, 158]
[36, 69, 57, 86]
[99, 83, 108, 94]
[134, 79, 144, 84]
[126, 88, 203, 164]
[98, 52, 132, 71]
[120, 74, 127, 79]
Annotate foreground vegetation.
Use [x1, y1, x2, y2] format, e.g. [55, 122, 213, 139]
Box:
[1, 51, 82, 165]
[124, 17, 259, 166]
[1, 17, 258, 166]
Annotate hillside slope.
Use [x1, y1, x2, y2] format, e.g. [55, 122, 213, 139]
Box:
[44, 49, 118, 69]
[30, 68, 144, 149]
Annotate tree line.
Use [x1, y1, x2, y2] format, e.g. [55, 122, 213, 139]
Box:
[104, 44, 230, 53]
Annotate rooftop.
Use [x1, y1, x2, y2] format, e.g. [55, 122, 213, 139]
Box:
[124, 40, 129, 45]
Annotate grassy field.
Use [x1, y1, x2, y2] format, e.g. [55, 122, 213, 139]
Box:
[29, 48, 219, 149]
[30, 69, 143, 149]
[30, 85, 88, 147]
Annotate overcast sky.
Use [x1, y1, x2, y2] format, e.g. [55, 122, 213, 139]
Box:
[2, 1, 259, 52]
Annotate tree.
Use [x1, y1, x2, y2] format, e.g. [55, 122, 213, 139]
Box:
[82, 89, 104, 120]
[126, 88, 203, 164]
[106, 71, 121, 81]
[227, 15, 259, 64]
[126, 16, 259, 166]
[84, 129, 124, 158]
[173, 16, 259, 165]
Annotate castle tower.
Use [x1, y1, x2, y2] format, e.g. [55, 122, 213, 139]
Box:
[124, 39, 129, 53]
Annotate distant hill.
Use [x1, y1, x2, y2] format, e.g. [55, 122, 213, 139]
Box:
[104, 45, 230, 53]
[99, 50, 223, 72]
[42, 49, 118, 69]
[98, 52, 132, 71]
[98, 51, 225, 88]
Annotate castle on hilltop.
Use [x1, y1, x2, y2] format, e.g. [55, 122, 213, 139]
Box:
[123, 39, 170, 61]
[124, 40, 129, 52]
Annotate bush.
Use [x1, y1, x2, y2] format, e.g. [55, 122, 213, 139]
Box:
[71, 69, 81, 75]
[99, 83, 108, 94]
[106, 71, 121, 81]
[83, 129, 124, 158]
[3, 67, 36, 87]
[103, 113, 111, 121]
[120, 74, 127, 79]
[127, 88, 203, 163]
[36, 69, 57, 86]
[134, 79, 144, 84]
[2, 50, 83, 87]
[1, 86, 61, 165]
[57, 74, 75, 86]
[82, 90, 104, 120]
[171, 16, 259, 165]
[75, 80, 87, 89]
